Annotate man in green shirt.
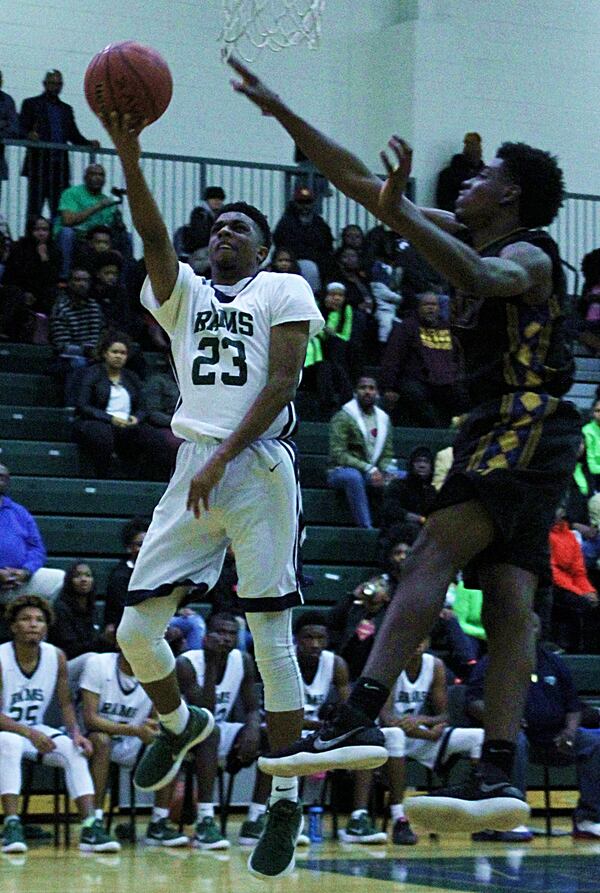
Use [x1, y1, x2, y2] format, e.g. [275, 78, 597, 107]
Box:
[55, 163, 121, 278]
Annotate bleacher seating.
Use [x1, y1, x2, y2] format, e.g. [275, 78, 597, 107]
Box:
[0, 342, 597, 617]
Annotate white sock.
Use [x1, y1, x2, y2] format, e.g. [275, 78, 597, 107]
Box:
[351, 808, 368, 819]
[390, 803, 405, 821]
[197, 803, 215, 821]
[152, 807, 169, 823]
[94, 808, 104, 822]
[248, 802, 267, 823]
[270, 776, 298, 804]
[5, 815, 19, 824]
[159, 701, 190, 735]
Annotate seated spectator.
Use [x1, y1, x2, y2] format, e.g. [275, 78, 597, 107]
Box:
[381, 446, 437, 533]
[549, 507, 598, 652]
[80, 649, 188, 847]
[54, 164, 124, 279]
[467, 617, 600, 842]
[176, 612, 264, 850]
[582, 400, 600, 491]
[380, 292, 463, 427]
[103, 517, 150, 643]
[0, 463, 64, 605]
[339, 223, 366, 265]
[435, 132, 484, 212]
[143, 358, 185, 471]
[173, 186, 225, 274]
[48, 561, 110, 659]
[2, 215, 61, 319]
[273, 186, 334, 284]
[266, 246, 302, 275]
[342, 638, 484, 845]
[370, 255, 404, 344]
[577, 249, 600, 356]
[333, 246, 372, 308]
[49, 266, 105, 404]
[327, 376, 397, 528]
[72, 223, 112, 270]
[72, 331, 165, 480]
[447, 578, 487, 658]
[0, 595, 119, 854]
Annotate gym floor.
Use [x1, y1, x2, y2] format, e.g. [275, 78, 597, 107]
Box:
[1, 817, 597, 893]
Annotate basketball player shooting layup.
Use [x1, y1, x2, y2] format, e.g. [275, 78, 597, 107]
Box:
[100, 111, 323, 878]
[229, 57, 582, 834]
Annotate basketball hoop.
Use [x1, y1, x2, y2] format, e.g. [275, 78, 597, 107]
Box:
[219, 0, 325, 62]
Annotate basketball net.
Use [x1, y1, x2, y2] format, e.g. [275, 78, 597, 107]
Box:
[219, 0, 325, 62]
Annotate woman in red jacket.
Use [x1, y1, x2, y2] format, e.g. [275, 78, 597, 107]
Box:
[549, 507, 598, 652]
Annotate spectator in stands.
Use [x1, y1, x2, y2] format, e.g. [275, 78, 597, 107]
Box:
[549, 506, 598, 652]
[0, 70, 18, 201]
[266, 246, 302, 275]
[91, 249, 143, 340]
[576, 249, 600, 356]
[273, 186, 334, 285]
[104, 517, 150, 643]
[342, 638, 484, 845]
[435, 132, 484, 212]
[0, 594, 119, 854]
[48, 561, 110, 659]
[327, 375, 396, 528]
[174, 186, 226, 274]
[72, 224, 113, 270]
[54, 164, 123, 279]
[49, 265, 105, 403]
[447, 577, 487, 658]
[339, 223, 366, 260]
[71, 330, 164, 479]
[370, 252, 404, 343]
[0, 463, 65, 605]
[104, 515, 206, 651]
[80, 649, 189, 847]
[334, 246, 372, 308]
[381, 446, 437, 533]
[380, 292, 462, 427]
[582, 400, 600, 491]
[176, 612, 263, 850]
[19, 70, 100, 219]
[143, 357, 185, 470]
[3, 216, 61, 324]
[467, 617, 600, 841]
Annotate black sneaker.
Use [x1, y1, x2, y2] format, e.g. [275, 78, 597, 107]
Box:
[392, 818, 418, 845]
[405, 765, 530, 833]
[258, 705, 388, 777]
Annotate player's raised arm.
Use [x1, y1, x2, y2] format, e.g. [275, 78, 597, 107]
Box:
[101, 112, 178, 304]
[228, 57, 382, 215]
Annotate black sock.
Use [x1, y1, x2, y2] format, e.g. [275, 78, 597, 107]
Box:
[347, 677, 390, 722]
[481, 739, 516, 777]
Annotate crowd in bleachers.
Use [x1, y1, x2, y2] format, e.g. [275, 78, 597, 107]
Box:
[2, 70, 600, 851]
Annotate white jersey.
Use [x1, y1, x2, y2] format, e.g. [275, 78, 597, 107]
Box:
[184, 648, 244, 723]
[80, 652, 152, 728]
[141, 264, 324, 441]
[390, 652, 436, 720]
[302, 649, 335, 722]
[0, 641, 58, 727]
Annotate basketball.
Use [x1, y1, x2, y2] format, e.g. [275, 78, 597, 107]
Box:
[84, 41, 173, 128]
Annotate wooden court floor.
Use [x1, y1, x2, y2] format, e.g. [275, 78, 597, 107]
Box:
[1, 816, 599, 893]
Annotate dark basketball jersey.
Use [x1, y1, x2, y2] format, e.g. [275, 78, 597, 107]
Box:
[452, 228, 574, 408]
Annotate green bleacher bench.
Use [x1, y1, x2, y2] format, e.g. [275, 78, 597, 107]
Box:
[0, 344, 166, 376]
[560, 654, 600, 695]
[37, 515, 378, 564]
[11, 476, 353, 525]
[294, 421, 455, 460]
[0, 373, 61, 406]
[0, 406, 74, 441]
[0, 440, 93, 476]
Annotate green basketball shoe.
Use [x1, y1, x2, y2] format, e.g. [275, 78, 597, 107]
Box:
[134, 706, 214, 792]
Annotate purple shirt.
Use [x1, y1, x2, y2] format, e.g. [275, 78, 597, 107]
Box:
[0, 496, 46, 573]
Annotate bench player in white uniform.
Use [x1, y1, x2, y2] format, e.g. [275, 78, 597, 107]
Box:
[102, 113, 323, 879]
[0, 595, 120, 853]
[346, 638, 483, 846]
[177, 612, 263, 850]
[80, 650, 188, 847]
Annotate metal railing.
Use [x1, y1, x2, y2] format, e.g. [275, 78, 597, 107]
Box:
[0, 139, 377, 255]
[1, 139, 597, 291]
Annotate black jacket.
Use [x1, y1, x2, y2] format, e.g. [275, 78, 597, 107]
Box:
[74, 363, 147, 423]
[19, 94, 94, 178]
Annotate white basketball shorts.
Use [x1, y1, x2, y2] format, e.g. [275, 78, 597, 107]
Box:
[128, 437, 303, 612]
